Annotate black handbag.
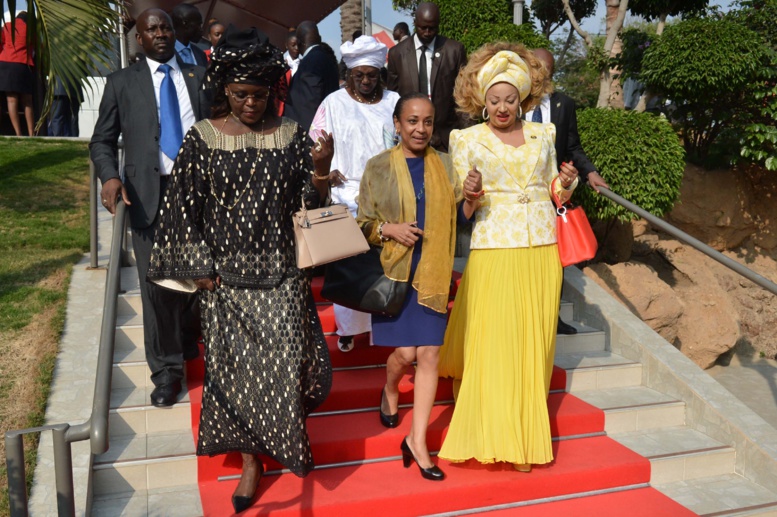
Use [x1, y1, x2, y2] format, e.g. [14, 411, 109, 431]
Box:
[321, 246, 409, 317]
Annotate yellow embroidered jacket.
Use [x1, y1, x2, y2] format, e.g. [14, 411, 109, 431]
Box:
[450, 121, 577, 249]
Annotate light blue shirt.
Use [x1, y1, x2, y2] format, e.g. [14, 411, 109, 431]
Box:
[175, 40, 197, 65]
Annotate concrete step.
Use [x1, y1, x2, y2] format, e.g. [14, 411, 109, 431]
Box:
[95, 429, 194, 465]
[556, 325, 606, 354]
[120, 266, 140, 295]
[655, 473, 777, 516]
[572, 385, 686, 434]
[92, 454, 197, 497]
[91, 484, 202, 517]
[117, 293, 142, 319]
[112, 361, 152, 389]
[610, 426, 735, 484]
[555, 351, 642, 392]
[109, 404, 192, 437]
[559, 300, 574, 322]
[110, 383, 190, 410]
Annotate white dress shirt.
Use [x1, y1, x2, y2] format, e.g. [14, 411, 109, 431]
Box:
[525, 94, 551, 124]
[174, 40, 198, 65]
[145, 55, 196, 175]
[414, 34, 436, 98]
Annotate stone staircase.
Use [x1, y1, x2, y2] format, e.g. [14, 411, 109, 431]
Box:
[84, 262, 777, 516]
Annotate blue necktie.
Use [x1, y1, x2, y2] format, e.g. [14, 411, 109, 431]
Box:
[158, 64, 183, 160]
[532, 107, 543, 123]
[179, 46, 195, 65]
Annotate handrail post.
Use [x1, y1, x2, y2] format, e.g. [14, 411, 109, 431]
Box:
[89, 160, 99, 269]
[52, 425, 76, 517]
[5, 431, 28, 517]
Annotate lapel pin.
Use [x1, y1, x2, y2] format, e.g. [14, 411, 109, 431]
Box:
[556, 102, 561, 108]
[188, 72, 194, 77]
[435, 52, 440, 58]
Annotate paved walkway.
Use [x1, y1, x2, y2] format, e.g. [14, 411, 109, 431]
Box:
[708, 355, 777, 430]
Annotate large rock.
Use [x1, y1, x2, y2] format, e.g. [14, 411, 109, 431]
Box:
[667, 164, 755, 251]
[586, 262, 682, 344]
[586, 234, 741, 369]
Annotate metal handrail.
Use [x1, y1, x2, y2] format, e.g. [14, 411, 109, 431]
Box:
[598, 187, 777, 296]
[4, 200, 126, 517]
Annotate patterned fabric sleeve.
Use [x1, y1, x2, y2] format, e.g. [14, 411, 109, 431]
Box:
[148, 126, 215, 281]
[292, 123, 323, 211]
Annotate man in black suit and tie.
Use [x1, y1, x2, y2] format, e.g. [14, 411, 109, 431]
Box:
[285, 21, 339, 131]
[171, 4, 208, 67]
[528, 48, 609, 335]
[387, 2, 468, 152]
[90, 8, 209, 407]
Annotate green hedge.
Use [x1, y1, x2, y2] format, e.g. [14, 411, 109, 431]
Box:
[575, 108, 685, 221]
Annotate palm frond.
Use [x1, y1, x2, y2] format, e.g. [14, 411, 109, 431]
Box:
[8, 0, 123, 131]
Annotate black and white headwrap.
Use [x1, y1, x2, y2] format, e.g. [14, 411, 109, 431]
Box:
[203, 25, 288, 89]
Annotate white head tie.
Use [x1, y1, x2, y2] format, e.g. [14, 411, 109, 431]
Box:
[341, 35, 387, 70]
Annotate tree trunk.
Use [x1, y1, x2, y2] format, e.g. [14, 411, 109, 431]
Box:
[634, 12, 666, 112]
[340, 0, 363, 44]
[596, 0, 629, 108]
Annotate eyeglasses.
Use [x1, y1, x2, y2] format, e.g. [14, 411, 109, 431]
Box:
[226, 88, 270, 103]
[351, 71, 379, 82]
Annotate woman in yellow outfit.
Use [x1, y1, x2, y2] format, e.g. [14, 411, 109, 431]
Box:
[438, 42, 579, 471]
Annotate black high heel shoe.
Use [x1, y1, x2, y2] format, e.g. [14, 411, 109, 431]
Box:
[400, 437, 445, 481]
[232, 460, 264, 513]
[380, 387, 399, 428]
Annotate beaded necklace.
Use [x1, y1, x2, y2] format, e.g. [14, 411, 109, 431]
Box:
[348, 85, 380, 104]
[207, 114, 278, 210]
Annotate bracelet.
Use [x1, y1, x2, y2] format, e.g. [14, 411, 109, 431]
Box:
[378, 222, 390, 242]
[312, 172, 330, 180]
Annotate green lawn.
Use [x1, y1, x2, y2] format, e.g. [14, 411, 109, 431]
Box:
[0, 137, 91, 516]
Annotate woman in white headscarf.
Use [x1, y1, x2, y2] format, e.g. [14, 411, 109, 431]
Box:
[310, 36, 399, 352]
[438, 42, 579, 471]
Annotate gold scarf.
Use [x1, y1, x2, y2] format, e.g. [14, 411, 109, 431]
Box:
[369, 144, 458, 313]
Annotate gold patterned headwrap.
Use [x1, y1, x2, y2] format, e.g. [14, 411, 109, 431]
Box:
[476, 50, 531, 104]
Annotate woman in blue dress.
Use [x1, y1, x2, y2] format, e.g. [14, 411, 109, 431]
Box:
[356, 93, 481, 481]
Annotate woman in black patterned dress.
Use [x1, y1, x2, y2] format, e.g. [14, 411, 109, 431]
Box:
[148, 26, 333, 513]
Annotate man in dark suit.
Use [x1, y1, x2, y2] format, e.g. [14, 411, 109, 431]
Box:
[171, 3, 208, 67]
[90, 8, 209, 407]
[529, 48, 609, 335]
[529, 48, 608, 192]
[386, 2, 468, 152]
[285, 21, 339, 131]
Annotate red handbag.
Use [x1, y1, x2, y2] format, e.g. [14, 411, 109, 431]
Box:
[551, 178, 598, 267]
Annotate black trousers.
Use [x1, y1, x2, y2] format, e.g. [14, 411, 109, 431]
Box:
[131, 177, 200, 387]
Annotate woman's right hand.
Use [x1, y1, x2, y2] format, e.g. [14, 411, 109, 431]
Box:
[382, 222, 424, 247]
[194, 276, 220, 291]
[463, 166, 484, 202]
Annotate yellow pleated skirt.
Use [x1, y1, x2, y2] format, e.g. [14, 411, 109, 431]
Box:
[438, 245, 562, 465]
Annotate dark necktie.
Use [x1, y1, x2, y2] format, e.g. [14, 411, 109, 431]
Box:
[532, 106, 543, 123]
[179, 46, 195, 65]
[531, 106, 542, 123]
[418, 45, 428, 96]
[158, 64, 183, 160]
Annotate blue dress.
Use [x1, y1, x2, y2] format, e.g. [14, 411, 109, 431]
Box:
[372, 157, 449, 347]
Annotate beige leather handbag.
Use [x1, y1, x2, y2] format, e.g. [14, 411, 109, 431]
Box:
[293, 203, 369, 269]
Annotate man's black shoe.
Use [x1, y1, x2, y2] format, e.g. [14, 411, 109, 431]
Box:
[150, 381, 182, 407]
[557, 317, 578, 335]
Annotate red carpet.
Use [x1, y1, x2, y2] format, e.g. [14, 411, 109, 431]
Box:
[184, 277, 694, 516]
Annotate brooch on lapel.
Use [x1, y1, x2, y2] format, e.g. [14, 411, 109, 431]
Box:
[435, 52, 440, 59]
[188, 72, 195, 77]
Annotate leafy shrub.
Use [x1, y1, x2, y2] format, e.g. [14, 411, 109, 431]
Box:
[459, 23, 549, 54]
[575, 108, 685, 221]
[728, 0, 777, 170]
[639, 17, 770, 161]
